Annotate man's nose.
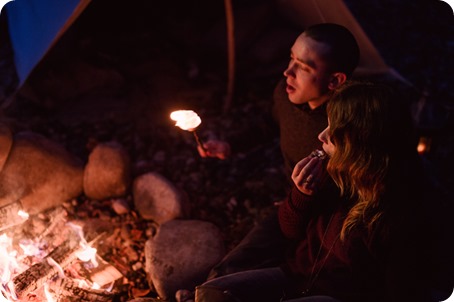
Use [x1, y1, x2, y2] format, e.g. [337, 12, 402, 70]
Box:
[283, 62, 295, 77]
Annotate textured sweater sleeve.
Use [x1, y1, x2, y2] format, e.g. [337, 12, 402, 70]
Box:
[278, 186, 315, 240]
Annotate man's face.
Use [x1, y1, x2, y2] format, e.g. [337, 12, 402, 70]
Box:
[283, 34, 333, 105]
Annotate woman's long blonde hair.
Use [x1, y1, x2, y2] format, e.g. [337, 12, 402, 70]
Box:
[326, 82, 416, 240]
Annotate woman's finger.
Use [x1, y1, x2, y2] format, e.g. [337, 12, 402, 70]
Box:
[293, 157, 319, 188]
[294, 157, 328, 194]
[292, 157, 311, 180]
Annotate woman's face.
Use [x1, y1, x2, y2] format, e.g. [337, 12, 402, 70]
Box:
[318, 121, 336, 157]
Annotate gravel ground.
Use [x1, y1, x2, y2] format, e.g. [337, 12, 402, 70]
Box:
[1, 0, 453, 252]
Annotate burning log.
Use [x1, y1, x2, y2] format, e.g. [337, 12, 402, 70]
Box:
[66, 254, 123, 288]
[49, 278, 116, 302]
[11, 237, 81, 299]
[0, 200, 29, 232]
[89, 255, 123, 287]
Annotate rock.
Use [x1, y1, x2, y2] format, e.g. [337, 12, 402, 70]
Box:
[0, 123, 13, 172]
[175, 289, 194, 302]
[84, 141, 131, 200]
[145, 220, 225, 301]
[133, 172, 189, 224]
[111, 198, 131, 215]
[0, 131, 84, 214]
[127, 299, 161, 302]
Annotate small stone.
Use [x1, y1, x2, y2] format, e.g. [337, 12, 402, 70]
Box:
[132, 262, 143, 271]
[112, 198, 130, 215]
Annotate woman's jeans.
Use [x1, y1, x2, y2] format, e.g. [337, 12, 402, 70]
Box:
[195, 267, 341, 302]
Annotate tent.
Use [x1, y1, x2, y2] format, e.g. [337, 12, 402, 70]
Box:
[2, 0, 406, 99]
[3, 0, 91, 85]
[276, 0, 390, 76]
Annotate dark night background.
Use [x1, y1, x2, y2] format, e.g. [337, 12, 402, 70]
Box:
[0, 0, 453, 249]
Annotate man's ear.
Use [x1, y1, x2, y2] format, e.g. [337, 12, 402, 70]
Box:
[328, 73, 347, 90]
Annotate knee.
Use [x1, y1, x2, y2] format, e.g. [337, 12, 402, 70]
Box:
[195, 285, 240, 302]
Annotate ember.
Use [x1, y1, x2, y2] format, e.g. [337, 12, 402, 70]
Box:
[0, 200, 142, 302]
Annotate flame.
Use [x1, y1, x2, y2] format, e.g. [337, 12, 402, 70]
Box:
[0, 220, 104, 301]
[66, 222, 99, 267]
[0, 234, 19, 301]
[47, 257, 65, 279]
[170, 110, 202, 131]
[0, 234, 18, 284]
[17, 211, 29, 220]
[43, 283, 55, 302]
[76, 247, 97, 263]
[19, 239, 43, 257]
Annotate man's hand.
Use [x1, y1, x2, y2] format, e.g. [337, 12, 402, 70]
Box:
[292, 155, 325, 195]
[197, 140, 231, 160]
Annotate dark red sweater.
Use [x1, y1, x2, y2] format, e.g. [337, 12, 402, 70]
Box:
[278, 184, 432, 302]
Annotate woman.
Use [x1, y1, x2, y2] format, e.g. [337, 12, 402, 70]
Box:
[194, 82, 432, 302]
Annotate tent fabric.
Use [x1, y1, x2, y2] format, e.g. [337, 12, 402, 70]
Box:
[5, 0, 393, 87]
[5, 0, 91, 84]
[276, 0, 390, 76]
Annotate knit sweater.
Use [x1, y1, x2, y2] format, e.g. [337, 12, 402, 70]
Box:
[278, 184, 433, 302]
[223, 78, 327, 181]
[272, 78, 328, 177]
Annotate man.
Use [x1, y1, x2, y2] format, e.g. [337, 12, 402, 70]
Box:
[200, 23, 358, 176]
[199, 22, 360, 281]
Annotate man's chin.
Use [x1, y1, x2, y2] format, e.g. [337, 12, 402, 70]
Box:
[287, 92, 297, 103]
[288, 96, 306, 105]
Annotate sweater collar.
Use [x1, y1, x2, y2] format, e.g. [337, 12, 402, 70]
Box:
[295, 101, 328, 115]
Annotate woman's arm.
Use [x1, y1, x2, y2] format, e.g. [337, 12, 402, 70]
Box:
[278, 186, 314, 239]
[279, 153, 328, 239]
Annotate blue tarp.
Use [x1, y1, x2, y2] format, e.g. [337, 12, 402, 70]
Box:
[5, 0, 89, 84]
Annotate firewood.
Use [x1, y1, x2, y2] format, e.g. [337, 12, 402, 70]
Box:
[89, 255, 123, 287]
[0, 200, 28, 231]
[49, 278, 116, 302]
[12, 238, 81, 298]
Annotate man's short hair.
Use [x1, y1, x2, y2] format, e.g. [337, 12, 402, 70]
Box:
[303, 23, 360, 77]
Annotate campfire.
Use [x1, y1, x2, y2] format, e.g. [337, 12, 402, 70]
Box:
[0, 117, 228, 302]
[0, 200, 128, 301]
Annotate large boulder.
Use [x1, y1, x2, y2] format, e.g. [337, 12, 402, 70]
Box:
[0, 131, 84, 214]
[0, 123, 13, 172]
[145, 220, 225, 301]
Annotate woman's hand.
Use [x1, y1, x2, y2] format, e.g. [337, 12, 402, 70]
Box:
[292, 155, 325, 195]
[197, 140, 231, 160]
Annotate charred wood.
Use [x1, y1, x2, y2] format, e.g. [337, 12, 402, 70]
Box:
[49, 278, 116, 302]
[0, 200, 28, 232]
[11, 237, 81, 298]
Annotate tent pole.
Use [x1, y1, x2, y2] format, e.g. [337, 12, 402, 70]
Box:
[223, 0, 235, 114]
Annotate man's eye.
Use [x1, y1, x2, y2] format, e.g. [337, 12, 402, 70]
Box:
[299, 65, 310, 72]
